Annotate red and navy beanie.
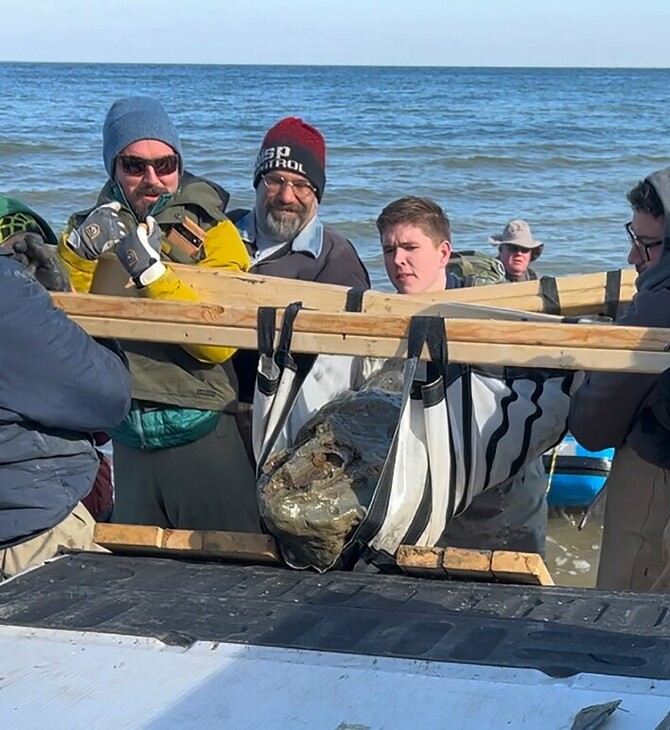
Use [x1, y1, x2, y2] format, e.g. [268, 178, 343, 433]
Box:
[253, 117, 326, 201]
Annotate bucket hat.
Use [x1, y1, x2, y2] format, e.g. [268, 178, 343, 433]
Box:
[489, 219, 542, 249]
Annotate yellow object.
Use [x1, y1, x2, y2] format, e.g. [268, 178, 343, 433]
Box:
[58, 236, 97, 293]
[58, 218, 251, 363]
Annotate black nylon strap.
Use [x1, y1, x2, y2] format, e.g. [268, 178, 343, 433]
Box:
[344, 288, 365, 312]
[407, 315, 449, 383]
[425, 316, 448, 381]
[257, 307, 277, 357]
[406, 316, 431, 360]
[604, 269, 622, 320]
[275, 301, 302, 369]
[539, 276, 561, 315]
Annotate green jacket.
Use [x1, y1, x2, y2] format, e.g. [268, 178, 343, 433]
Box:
[69, 171, 232, 257]
[62, 172, 242, 416]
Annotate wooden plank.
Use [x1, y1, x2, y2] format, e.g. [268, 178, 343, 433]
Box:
[89, 255, 636, 317]
[397, 544, 554, 586]
[490, 550, 555, 586]
[93, 524, 282, 565]
[161, 528, 204, 552]
[51, 293, 670, 373]
[201, 531, 280, 564]
[396, 545, 446, 577]
[52, 293, 670, 351]
[443, 547, 494, 580]
[93, 523, 163, 552]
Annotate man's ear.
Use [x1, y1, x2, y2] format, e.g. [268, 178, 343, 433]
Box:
[438, 239, 452, 267]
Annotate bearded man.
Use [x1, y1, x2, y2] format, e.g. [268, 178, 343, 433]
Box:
[229, 118, 370, 444]
[230, 117, 369, 286]
[58, 96, 260, 534]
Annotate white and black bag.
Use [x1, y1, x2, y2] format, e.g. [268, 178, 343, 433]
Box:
[252, 302, 358, 470]
[253, 304, 577, 571]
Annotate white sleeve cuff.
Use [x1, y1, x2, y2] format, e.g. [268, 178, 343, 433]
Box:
[137, 260, 167, 287]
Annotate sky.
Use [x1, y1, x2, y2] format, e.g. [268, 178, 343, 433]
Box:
[2, 0, 669, 68]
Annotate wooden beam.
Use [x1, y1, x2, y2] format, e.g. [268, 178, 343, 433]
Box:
[396, 544, 554, 586]
[89, 256, 636, 317]
[443, 547, 494, 581]
[394, 546, 445, 577]
[490, 551, 554, 586]
[52, 293, 670, 351]
[94, 523, 282, 565]
[51, 293, 670, 373]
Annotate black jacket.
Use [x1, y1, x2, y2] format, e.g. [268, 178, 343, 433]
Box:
[229, 211, 370, 403]
[229, 209, 370, 288]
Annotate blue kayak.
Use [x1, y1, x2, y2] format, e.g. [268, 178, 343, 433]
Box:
[543, 433, 614, 508]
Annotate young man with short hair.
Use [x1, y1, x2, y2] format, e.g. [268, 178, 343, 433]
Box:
[376, 196, 461, 293]
[376, 196, 548, 555]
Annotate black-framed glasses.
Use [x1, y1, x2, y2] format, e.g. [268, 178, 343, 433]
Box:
[262, 173, 316, 200]
[118, 154, 180, 177]
[625, 221, 663, 262]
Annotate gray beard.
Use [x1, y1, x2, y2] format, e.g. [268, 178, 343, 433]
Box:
[258, 208, 305, 243]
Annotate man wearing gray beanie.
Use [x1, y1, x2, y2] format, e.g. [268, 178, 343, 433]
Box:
[57, 95, 261, 536]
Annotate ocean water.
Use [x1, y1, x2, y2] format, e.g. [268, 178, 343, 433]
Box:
[4, 63, 670, 288]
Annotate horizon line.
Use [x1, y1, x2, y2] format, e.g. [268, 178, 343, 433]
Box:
[1, 60, 669, 71]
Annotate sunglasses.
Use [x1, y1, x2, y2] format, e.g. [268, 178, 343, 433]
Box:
[625, 221, 663, 262]
[501, 243, 533, 254]
[118, 154, 180, 177]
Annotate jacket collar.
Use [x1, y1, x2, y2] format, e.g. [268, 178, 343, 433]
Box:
[235, 209, 324, 258]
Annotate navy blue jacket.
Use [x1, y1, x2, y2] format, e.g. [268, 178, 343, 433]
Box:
[0, 253, 132, 548]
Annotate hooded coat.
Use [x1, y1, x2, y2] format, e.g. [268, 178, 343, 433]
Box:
[569, 165, 670, 591]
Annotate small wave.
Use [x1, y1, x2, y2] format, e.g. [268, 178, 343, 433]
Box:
[0, 141, 61, 156]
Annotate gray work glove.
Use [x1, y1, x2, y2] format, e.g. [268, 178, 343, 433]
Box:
[115, 216, 166, 286]
[3, 231, 71, 292]
[66, 201, 129, 260]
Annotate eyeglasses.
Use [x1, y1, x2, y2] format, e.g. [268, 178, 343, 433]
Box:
[625, 221, 663, 262]
[118, 154, 180, 177]
[501, 243, 533, 254]
[262, 173, 316, 200]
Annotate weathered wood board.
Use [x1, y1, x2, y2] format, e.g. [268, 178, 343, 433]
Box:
[51, 292, 670, 373]
[89, 255, 636, 317]
[94, 523, 282, 565]
[396, 544, 555, 586]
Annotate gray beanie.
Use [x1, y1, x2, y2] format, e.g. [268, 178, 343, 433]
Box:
[102, 96, 184, 177]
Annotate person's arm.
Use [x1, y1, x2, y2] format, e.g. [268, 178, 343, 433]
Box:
[198, 218, 251, 272]
[58, 204, 131, 293]
[119, 217, 251, 364]
[0, 259, 131, 432]
[569, 289, 670, 451]
[57, 231, 98, 293]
